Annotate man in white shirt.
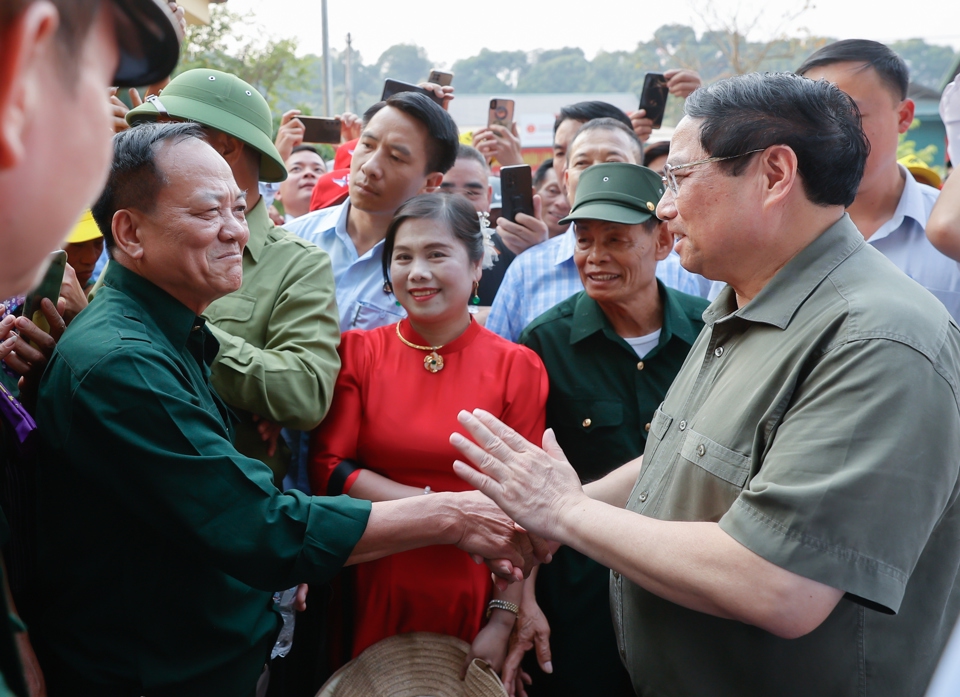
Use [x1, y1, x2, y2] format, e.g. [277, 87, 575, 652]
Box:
[797, 40, 960, 319]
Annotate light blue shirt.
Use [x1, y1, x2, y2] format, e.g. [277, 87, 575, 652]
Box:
[285, 201, 405, 332]
[707, 168, 958, 320]
[487, 225, 705, 343]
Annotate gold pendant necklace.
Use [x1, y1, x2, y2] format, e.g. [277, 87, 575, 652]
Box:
[395, 321, 445, 373]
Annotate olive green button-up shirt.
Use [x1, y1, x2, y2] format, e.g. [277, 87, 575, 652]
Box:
[520, 283, 706, 697]
[614, 215, 960, 697]
[35, 263, 370, 696]
[202, 199, 340, 479]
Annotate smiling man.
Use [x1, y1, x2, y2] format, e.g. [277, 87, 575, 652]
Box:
[34, 123, 545, 697]
[276, 145, 326, 222]
[452, 73, 960, 697]
[287, 92, 460, 332]
[515, 163, 707, 696]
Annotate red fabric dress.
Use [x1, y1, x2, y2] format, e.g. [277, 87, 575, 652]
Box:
[309, 318, 548, 657]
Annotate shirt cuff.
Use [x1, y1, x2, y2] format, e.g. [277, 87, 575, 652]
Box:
[328, 458, 362, 496]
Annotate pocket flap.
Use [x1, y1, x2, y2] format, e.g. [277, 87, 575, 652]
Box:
[680, 430, 751, 487]
[649, 406, 673, 440]
[204, 294, 256, 323]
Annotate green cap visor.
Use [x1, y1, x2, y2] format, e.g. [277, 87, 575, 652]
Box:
[559, 162, 664, 226]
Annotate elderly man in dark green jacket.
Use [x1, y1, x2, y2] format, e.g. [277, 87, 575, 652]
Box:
[34, 122, 544, 697]
[125, 69, 338, 483]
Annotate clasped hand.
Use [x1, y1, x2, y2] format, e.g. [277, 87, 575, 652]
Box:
[451, 409, 586, 544]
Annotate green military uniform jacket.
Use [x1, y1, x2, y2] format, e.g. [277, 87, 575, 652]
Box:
[616, 215, 960, 696]
[520, 282, 706, 697]
[202, 198, 340, 480]
[35, 263, 370, 697]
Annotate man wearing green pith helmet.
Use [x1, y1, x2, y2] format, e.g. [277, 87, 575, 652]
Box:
[126, 70, 340, 483]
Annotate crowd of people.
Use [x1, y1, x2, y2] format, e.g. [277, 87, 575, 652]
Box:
[1, 1, 960, 697]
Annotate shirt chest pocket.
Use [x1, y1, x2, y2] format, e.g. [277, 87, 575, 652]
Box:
[657, 428, 751, 522]
[349, 299, 405, 330]
[203, 294, 257, 325]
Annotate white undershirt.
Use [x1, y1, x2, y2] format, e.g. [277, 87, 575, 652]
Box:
[622, 329, 662, 358]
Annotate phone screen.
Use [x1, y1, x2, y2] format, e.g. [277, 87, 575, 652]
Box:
[299, 117, 342, 144]
[639, 73, 668, 129]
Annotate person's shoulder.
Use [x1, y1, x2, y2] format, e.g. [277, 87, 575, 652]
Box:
[264, 224, 330, 259]
[520, 292, 578, 339]
[284, 203, 344, 238]
[665, 286, 710, 318]
[477, 324, 545, 369]
[832, 245, 956, 356]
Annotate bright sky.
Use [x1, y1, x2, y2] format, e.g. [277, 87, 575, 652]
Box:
[225, 0, 960, 66]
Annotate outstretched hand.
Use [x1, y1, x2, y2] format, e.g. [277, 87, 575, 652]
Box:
[451, 410, 585, 543]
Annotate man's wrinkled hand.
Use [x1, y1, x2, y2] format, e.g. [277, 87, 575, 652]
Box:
[451, 412, 586, 543]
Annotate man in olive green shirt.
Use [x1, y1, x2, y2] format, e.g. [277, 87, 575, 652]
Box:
[35, 123, 544, 697]
[126, 69, 339, 481]
[452, 73, 960, 697]
[515, 163, 707, 696]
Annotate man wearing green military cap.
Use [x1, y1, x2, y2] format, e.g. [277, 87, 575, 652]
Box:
[510, 162, 707, 696]
[126, 69, 340, 483]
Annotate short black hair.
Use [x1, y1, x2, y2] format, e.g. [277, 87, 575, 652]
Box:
[684, 72, 869, 207]
[643, 141, 670, 168]
[533, 158, 554, 189]
[362, 92, 460, 175]
[570, 117, 644, 164]
[382, 193, 483, 286]
[456, 144, 489, 172]
[92, 122, 206, 253]
[554, 101, 632, 134]
[290, 144, 320, 158]
[797, 39, 909, 101]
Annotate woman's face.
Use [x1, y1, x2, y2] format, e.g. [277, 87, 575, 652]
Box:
[390, 217, 482, 331]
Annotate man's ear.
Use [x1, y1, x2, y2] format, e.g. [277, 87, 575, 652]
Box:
[204, 130, 245, 167]
[421, 172, 444, 193]
[111, 209, 146, 261]
[0, 2, 59, 169]
[653, 220, 673, 262]
[759, 144, 799, 209]
[897, 98, 916, 135]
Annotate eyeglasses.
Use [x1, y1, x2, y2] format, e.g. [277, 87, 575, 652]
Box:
[661, 148, 766, 196]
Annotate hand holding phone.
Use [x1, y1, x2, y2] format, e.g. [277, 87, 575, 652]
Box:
[22, 250, 67, 336]
[427, 69, 453, 87]
[298, 116, 342, 144]
[638, 73, 669, 130]
[499, 165, 535, 224]
[381, 79, 445, 107]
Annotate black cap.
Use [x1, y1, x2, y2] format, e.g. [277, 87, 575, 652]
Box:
[110, 0, 183, 87]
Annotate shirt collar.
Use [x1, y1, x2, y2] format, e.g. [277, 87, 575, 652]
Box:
[243, 197, 271, 264]
[704, 214, 864, 330]
[871, 165, 930, 243]
[102, 261, 206, 350]
[569, 280, 700, 352]
[555, 225, 575, 265]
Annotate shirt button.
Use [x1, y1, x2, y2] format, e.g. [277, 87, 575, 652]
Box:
[639, 491, 648, 502]
[644, 422, 651, 432]
[637, 361, 644, 371]
[714, 346, 724, 357]
[697, 444, 706, 457]
[679, 420, 686, 431]
[582, 418, 592, 428]
[613, 570, 620, 580]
